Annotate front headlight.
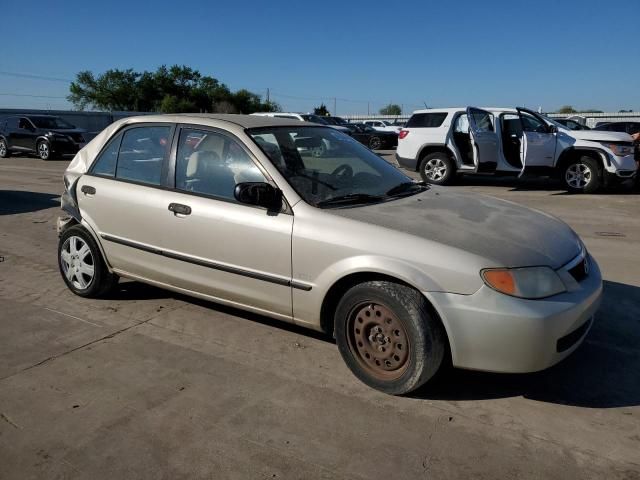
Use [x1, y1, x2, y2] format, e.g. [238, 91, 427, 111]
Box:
[600, 142, 634, 157]
[481, 266, 566, 299]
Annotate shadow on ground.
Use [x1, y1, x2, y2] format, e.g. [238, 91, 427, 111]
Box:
[0, 190, 60, 215]
[414, 280, 640, 408]
[108, 276, 639, 408]
[449, 174, 638, 194]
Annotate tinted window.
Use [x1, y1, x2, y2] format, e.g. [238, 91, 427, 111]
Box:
[19, 118, 32, 129]
[406, 113, 447, 128]
[115, 126, 171, 186]
[520, 113, 547, 133]
[6, 117, 19, 129]
[469, 110, 494, 132]
[30, 116, 75, 129]
[92, 133, 122, 177]
[175, 128, 265, 201]
[627, 123, 640, 135]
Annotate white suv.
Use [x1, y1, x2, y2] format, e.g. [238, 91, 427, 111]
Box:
[251, 112, 352, 135]
[396, 107, 637, 193]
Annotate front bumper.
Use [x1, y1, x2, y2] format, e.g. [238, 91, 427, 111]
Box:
[426, 255, 603, 373]
[51, 139, 84, 155]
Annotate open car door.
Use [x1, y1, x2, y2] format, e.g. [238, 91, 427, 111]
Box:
[516, 107, 557, 176]
[466, 107, 499, 173]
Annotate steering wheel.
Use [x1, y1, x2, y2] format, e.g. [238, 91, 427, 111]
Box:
[330, 164, 353, 182]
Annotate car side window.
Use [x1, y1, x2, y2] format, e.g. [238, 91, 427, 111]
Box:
[115, 126, 171, 186]
[454, 114, 469, 133]
[18, 118, 31, 129]
[469, 110, 494, 132]
[91, 133, 123, 177]
[175, 128, 266, 201]
[520, 113, 547, 133]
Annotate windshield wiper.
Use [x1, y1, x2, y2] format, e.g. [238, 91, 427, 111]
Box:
[385, 181, 428, 197]
[316, 193, 385, 208]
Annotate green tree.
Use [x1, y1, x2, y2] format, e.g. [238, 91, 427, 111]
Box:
[314, 103, 330, 116]
[557, 105, 577, 114]
[67, 65, 275, 114]
[379, 104, 402, 115]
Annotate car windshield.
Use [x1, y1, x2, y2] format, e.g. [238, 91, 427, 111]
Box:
[30, 116, 75, 129]
[301, 114, 330, 125]
[248, 126, 425, 208]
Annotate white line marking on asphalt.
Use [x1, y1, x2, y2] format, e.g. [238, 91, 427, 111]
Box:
[44, 307, 103, 328]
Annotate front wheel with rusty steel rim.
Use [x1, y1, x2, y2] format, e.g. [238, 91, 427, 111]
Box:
[335, 281, 446, 395]
[347, 303, 411, 381]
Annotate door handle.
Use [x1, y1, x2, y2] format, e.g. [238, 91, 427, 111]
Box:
[168, 203, 192, 216]
[81, 185, 96, 195]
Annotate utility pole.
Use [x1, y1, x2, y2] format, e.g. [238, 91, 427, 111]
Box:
[367, 102, 370, 115]
[266, 88, 270, 103]
[333, 97, 337, 116]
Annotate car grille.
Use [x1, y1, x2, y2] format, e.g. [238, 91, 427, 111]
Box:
[69, 133, 85, 143]
[568, 256, 589, 282]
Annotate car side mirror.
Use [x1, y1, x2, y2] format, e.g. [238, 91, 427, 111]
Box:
[234, 182, 282, 211]
[548, 124, 558, 134]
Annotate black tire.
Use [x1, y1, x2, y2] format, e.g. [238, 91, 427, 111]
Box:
[368, 136, 382, 150]
[562, 155, 601, 194]
[0, 138, 9, 158]
[335, 281, 446, 395]
[37, 140, 52, 160]
[58, 225, 118, 298]
[419, 152, 456, 185]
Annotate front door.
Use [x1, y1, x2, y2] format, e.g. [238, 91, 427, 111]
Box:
[466, 107, 499, 172]
[517, 108, 557, 170]
[160, 126, 293, 319]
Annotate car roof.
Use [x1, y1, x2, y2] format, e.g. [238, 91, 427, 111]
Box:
[140, 113, 314, 128]
[410, 107, 518, 114]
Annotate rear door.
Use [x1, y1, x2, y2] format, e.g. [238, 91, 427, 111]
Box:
[76, 123, 177, 280]
[466, 107, 499, 172]
[516, 108, 557, 170]
[15, 118, 36, 149]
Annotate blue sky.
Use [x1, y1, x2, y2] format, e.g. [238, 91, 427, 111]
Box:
[1, 0, 638, 114]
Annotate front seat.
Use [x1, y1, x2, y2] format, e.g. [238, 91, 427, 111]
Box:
[184, 149, 237, 198]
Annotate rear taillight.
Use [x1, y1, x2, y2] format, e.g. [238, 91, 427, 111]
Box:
[398, 130, 409, 140]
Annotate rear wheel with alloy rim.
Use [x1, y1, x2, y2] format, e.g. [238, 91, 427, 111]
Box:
[37, 140, 52, 160]
[368, 136, 382, 150]
[0, 139, 8, 158]
[335, 281, 446, 395]
[419, 152, 456, 185]
[58, 225, 118, 297]
[562, 155, 601, 193]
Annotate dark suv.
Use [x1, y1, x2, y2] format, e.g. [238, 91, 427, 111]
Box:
[0, 115, 87, 160]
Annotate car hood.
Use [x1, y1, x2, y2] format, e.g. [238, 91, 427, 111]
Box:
[569, 130, 633, 142]
[329, 187, 581, 269]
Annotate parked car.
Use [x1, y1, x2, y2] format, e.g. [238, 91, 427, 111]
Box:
[346, 123, 398, 149]
[324, 116, 350, 126]
[362, 120, 402, 133]
[251, 112, 352, 135]
[593, 121, 640, 136]
[554, 118, 590, 130]
[0, 115, 87, 160]
[58, 114, 602, 395]
[396, 107, 637, 193]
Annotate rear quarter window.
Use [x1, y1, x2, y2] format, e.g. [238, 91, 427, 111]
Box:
[406, 113, 448, 128]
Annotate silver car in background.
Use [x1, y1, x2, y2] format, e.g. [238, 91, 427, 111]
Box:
[57, 114, 602, 394]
